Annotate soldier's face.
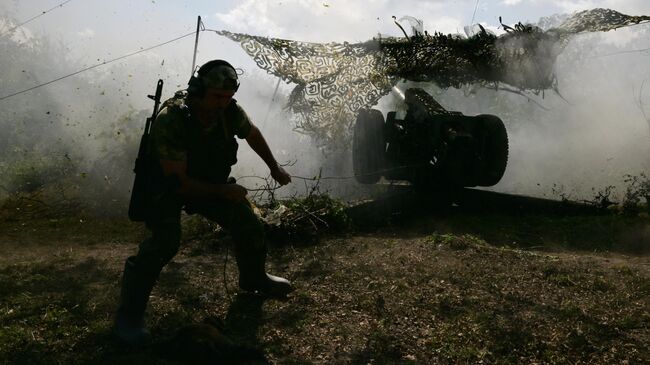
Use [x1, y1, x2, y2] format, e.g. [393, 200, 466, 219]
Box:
[201, 88, 236, 110]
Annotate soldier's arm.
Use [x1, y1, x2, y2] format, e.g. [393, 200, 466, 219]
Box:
[245, 124, 291, 185]
[159, 160, 247, 201]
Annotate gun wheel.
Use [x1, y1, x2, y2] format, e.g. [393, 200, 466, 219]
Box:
[353, 109, 386, 184]
[476, 114, 508, 187]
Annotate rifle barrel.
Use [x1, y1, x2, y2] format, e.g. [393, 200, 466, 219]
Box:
[145, 79, 164, 135]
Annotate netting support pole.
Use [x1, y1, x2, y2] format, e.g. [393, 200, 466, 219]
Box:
[191, 15, 202, 76]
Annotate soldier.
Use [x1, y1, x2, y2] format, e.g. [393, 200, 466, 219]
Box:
[114, 59, 293, 344]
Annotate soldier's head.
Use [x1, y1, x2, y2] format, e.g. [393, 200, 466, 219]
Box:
[187, 59, 240, 109]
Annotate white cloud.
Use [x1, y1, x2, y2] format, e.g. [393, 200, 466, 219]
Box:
[215, 0, 462, 42]
[77, 28, 95, 38]
[0, 20, 38, 46]
[502, 0, 524, 5]
[214, 0, 650, 43]
[215, 1, 284, 37]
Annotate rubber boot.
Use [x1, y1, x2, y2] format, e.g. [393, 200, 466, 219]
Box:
[237, 251, 293, 298]
[114, 256, 157, 345]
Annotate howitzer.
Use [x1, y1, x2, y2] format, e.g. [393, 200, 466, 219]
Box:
[353, 88, 508, 188]
[128, 79, 164, 221]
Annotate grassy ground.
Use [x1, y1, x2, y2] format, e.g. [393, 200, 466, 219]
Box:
[0, 210, 648, 364]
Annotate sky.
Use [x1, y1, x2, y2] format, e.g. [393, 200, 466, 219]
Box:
[3, 0, 649, 85]
[2, 0, 649, 98]
[2, 0, 650, 201]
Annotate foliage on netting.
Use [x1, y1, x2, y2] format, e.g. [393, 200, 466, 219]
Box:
[218, 8, 650, 147]
[379, 24, 562, 91]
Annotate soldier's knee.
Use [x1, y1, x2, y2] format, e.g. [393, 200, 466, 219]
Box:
[238, 207, 264, 234]
[137, 225, 182, 269]
[231, 203, 265, 248]
[246, 224, 265, 250]
[158, 230, 181, 264]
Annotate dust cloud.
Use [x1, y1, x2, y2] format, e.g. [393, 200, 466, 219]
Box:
[421, 24, 650, 201]
[1, 10, 649, 216]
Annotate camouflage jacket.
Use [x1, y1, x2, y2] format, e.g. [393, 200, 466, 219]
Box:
[148, 90, 253, 184]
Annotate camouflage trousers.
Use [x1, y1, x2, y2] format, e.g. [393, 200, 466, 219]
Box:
[133, 194, 266, 278]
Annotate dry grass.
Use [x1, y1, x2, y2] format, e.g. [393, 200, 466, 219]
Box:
[0, 211, 648, 364]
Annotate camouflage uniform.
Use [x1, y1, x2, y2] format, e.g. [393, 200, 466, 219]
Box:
[118, 91, 266, 325]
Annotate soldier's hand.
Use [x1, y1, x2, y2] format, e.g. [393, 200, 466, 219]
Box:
[223, 184, 248, 202]
[271, 165, 292, 186]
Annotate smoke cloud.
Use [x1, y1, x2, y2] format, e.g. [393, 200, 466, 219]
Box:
[1, 2, 650, 216]
[424, 24, 650, 200]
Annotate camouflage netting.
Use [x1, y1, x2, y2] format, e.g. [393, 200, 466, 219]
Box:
[217, 8, 650, 146]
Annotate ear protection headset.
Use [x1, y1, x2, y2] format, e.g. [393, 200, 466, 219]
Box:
[187, 59, 240, 97]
